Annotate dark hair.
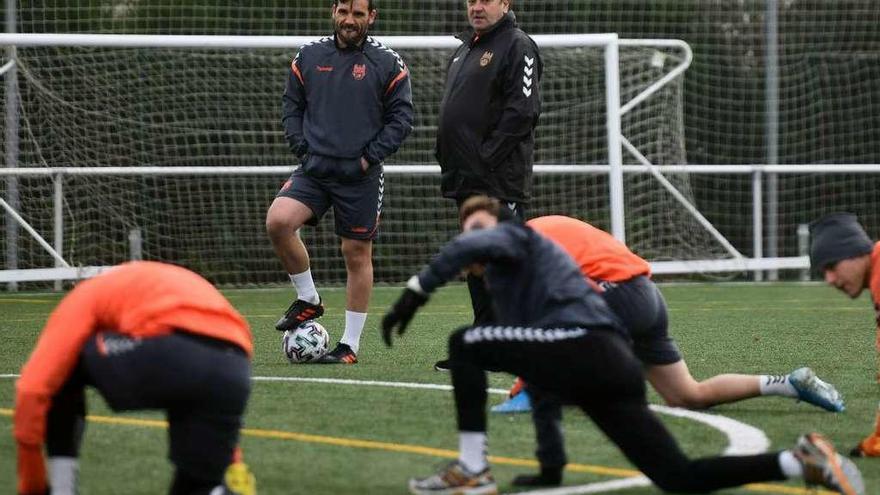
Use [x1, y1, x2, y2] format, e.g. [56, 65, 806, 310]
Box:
[459, 195, 500, 225]
[333, 0, 375, 11]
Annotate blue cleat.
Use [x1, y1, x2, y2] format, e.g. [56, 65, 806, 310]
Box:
[490, 389, 532, 414]
[790, 367, 845, 412]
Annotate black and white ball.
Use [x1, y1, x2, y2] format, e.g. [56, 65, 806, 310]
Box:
[282, 320, 330, 363]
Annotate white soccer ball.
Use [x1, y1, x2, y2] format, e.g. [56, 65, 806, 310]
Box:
[282, 321, 330, 363]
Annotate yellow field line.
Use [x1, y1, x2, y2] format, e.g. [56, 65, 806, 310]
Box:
[0, 408, 833, 494]
[0, 298, 55, 304]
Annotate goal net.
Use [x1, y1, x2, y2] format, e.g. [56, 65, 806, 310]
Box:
[1, 33, 704, 287]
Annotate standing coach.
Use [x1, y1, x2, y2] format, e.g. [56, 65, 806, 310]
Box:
[435, 0, 543, 341]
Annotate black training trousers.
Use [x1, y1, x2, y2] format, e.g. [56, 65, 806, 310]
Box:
[447, 325, 786, 493]
[46, 331, 251, 494]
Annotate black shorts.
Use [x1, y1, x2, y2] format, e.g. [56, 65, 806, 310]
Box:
[600, 275, 682, 366]
[80, 331, 251, 480]
[277, 155, 384, 240]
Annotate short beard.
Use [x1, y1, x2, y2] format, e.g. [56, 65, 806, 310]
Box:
[335, 23, 367, 47]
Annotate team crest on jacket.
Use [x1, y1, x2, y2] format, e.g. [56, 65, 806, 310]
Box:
[352, 63, 367, 80]
[480, 51, 494, 67]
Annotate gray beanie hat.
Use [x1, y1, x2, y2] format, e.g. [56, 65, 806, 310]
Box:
[809, 212, 873, 272]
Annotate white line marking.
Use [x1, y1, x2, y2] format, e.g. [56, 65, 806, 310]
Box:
[508, 476, 650, 495]
[651, 404, 769, 456]
[252, 375, 508, 395]
[2, 372, 769, 494]
[2, 374, 768, 449]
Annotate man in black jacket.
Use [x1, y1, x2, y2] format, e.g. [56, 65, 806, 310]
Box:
[435, 0, 543, 357]
[267, 0, 414, 364]
[382, 196, 863, 495]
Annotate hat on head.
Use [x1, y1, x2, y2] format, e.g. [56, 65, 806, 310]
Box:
[809, 212, 873, 271]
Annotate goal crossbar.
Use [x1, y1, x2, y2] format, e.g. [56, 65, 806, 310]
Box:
[0, 33, 620, 49]
[1, 33, 704, 285]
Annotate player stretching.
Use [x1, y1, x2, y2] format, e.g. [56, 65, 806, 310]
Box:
[492, 215, 844, 486]
[811, 212, 880, 457]
[382, 196, 863, 495]
[14, 261, 254, 495]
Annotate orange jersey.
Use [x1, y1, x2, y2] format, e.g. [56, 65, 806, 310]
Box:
[15, 261, 252, 452]
[527, 215, 651, 282]
[870, 242, 880, 355]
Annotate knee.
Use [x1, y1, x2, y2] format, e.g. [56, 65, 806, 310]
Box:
[265, 210, 294, 239]
[341, 240, 372, 268]
[664, 394, 709, 410]
[662, 386, 711, 410]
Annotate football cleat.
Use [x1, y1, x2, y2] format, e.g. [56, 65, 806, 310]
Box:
[849, 433, 880, 457]
[789, 367, 845, 412]
[794, 433, 864, 495]
[274, 297, 324, 331]
[433, 359, 451, 372]
[408, 461, 497, 495]
[315, 342, 358, 364]
[490, 389, 532, 414]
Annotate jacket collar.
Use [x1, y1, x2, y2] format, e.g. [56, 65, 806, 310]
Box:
[455, 11, 517, 46]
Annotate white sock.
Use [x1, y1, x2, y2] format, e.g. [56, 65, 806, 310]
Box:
[758, 374, 797, 398]
[49, 457, 79, 495]
[340, 310, 367, 354]
[458, 431, 488, 473]
[289, 269, 319, 304]
[777, 450, 803, 478]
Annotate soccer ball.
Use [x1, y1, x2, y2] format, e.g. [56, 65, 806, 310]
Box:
[282, 321, 330, 363]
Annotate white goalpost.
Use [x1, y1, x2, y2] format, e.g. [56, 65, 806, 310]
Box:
[1, 32, 785, 287]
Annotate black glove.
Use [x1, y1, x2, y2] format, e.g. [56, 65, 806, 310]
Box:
[382, 287, 428, 347]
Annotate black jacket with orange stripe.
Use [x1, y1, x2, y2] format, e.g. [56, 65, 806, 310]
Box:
[282, 34, 414, 168]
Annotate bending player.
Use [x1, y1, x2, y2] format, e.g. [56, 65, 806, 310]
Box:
[382, 196, 863, 495]
[14, 261, 254, 495]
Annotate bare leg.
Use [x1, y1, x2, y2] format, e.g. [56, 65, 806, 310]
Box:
[265, 197, 314, 274]
[340, 237, 373, 312]
[646, 360, 759, 409]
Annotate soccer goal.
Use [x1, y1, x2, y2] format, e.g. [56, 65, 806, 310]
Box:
[0, 32, 747, 288]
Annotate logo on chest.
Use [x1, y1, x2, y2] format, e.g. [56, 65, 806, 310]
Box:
[352, 64, 367, 80]
[479, 51, 494, 67]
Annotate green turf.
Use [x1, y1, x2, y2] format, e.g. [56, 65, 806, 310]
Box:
[1, 283, 878, 494]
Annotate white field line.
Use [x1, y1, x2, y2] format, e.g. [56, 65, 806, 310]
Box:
[2, 373, 768, 453]
[508, 476, 651, 495]
[252, 375, 509, 395]
[1, 373, 768, 494]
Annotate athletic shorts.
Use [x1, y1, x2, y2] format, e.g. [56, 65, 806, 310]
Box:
[276, 155, 384, 240]
[80, 331, 251, 480]
[599, 275, 682, 366]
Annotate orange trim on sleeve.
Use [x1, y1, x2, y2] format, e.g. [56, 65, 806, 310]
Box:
[385, 68, 409, 95]
[291, 61, 304, 86]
